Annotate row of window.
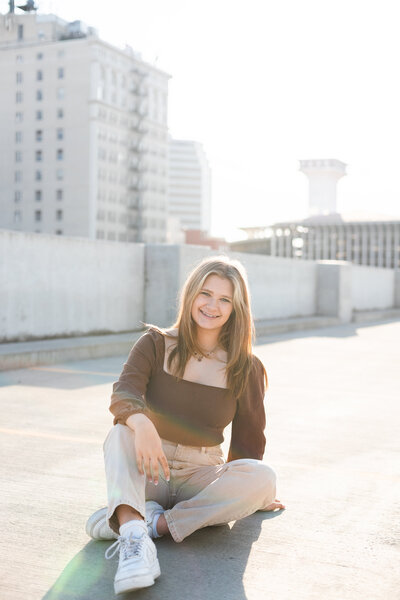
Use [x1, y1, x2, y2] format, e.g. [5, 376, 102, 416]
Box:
[15, 108, 64, 122]
[15, 129, 64, 143]
[14, 190, 64, 202]
[15, 169, 64, 182]
[16, 88, 65, 103]
[14, 209, 63, 223]
[16, 68, 64, 84]
[15, 149, 64, 162]
[16, 51, 65, 62]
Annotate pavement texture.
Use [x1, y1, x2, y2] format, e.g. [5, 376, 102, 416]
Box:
[0, 319, 399, 600]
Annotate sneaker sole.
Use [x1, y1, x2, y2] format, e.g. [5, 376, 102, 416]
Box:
[114, 560, 161, 594]
[85, 507, 116, 540]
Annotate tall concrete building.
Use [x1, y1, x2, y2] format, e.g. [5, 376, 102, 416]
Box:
[167, 139, 211, 234]
[0, 9, 170, 242]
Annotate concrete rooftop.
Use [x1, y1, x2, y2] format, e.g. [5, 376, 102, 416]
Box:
[1, 319, 399, 600]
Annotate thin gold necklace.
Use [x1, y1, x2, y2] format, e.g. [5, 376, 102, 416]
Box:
[193, 345, 219, 362]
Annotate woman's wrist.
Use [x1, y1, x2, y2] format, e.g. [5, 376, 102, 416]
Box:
[126, 412, 151, 431]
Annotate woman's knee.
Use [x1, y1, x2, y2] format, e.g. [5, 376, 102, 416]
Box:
[229, 459, 276, 496]
[103, 423, 135, 453]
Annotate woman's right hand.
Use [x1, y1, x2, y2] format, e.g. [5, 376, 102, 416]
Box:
[126, 413, 170, 486]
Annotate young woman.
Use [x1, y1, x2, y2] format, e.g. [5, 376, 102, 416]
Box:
[86, 256, 284, 595]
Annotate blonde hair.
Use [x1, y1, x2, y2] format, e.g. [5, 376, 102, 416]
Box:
[162, 255, 264, 398]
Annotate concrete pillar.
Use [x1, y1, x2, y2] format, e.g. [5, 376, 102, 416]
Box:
[394, 224, 400, 270]
[385, 224, 392, 268]
[361, 225, 368, 265]
[315, 228, 322, 260]
[329, 226, 337, 259]
[368, 224, 375, 266]
[395, 270, 400, 307]
[377, 225, 384, 267]
[345, 225, 352, 263]
[144, 244, 213, 326]
[316, 261, 352, 322]
[353, 227, 360, 265]
[322, 227, 329, 259]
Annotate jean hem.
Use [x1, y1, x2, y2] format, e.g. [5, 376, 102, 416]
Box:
[163, 509, 183, 543]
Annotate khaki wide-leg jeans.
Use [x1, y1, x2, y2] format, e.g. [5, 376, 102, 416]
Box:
[104, 424, 276, 543]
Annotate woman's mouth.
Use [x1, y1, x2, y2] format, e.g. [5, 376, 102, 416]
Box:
[199, 308, 220, 319]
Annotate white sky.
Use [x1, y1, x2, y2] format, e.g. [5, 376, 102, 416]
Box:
[5, 0, 400, 239]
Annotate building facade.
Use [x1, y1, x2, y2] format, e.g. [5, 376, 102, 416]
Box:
[0, 11, 170, 242]
[167, 139, 211, 234]
[232, 216, 400, 269]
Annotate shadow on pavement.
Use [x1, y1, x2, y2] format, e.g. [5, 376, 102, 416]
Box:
[42, 511, 282, 600]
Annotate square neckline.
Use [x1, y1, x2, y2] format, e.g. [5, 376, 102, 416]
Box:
[159, 332, 229, 392]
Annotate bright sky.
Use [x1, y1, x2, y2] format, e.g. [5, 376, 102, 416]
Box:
[4, 0, 400, 239]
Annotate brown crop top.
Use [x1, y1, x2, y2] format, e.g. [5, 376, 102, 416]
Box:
[109, 328, 267, 461]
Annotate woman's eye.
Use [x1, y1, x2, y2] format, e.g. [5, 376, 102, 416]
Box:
[200, 291, 210, 296]
[221, 298, 231, 303]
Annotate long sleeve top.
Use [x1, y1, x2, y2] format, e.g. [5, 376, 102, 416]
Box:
[109, 328, 267, 462]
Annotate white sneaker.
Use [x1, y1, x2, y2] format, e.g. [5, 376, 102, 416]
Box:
[85, 501, 165, 540]
[85, 507, 118, 540]
[105, 530, 161, 594]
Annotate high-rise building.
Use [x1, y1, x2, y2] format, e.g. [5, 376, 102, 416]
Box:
[0, 9, 170, 242]
[167, 139, 211, 234]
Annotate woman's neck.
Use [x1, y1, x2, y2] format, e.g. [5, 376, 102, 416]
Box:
[195, 328, 220, 352]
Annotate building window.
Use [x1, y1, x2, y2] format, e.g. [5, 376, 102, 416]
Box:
[16, 91, 23, 103]
[35, 150, 42, 162]
[56, 169, 63, 180]
[96, 230, 105, 239]
[16, 54, 23, 63]
[57, 149, 64, 161]
[35, 170, 42, 181]
[15, 112, 23, 123]
[15, 151, 22, 162]
[35, 130, 43, 142]
[57, 108, 64, 119]
[36, 110, 43, 120]
[14, 210, 22, 223]
[35, 210, 42, 222]
[16, 72, 23, 84]
[57, 87, 65, 100]
[56, 128, 64, 140]
[58, 67, 64, 79]
[37, 70, 43, 81]
[35, 190, 42, 202]
[15, 131, 23, 143]
[56, 189, 63, 200]
[18, 25, 23, 41]
[14, 191, 22, 202]
[37, 52, 43, 60]
[15, 171, 22, 182]
[36, 90, 43, 101]
[55, 230, 63, 235]
[56, 209, 63, 221]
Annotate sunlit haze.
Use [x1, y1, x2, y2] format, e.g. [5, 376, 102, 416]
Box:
[4, 0, 400, 240]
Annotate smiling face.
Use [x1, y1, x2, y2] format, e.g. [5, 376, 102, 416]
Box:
[191, 274, 234, 335]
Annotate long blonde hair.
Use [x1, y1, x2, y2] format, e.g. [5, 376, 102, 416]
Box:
[163, 255, 263, 399]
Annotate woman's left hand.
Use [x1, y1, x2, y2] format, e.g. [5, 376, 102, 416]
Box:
[261, 498, 285, 511]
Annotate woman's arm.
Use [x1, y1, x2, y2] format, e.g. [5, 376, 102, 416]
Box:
[227, 356, 267, 461]
[109, 331, 157, 425]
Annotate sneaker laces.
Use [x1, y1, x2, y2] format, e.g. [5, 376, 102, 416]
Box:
[105, 534, 145, 561]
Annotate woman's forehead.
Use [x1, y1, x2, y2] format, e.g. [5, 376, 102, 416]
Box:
[202, 274, 233, 295]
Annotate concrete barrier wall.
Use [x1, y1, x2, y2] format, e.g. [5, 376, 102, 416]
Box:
[1, 230, 398, 342]
[0, 230, 145, 341]
[351, 265, 395, 311]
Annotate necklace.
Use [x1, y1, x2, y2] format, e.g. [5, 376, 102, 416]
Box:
[193, 345, 219, 362]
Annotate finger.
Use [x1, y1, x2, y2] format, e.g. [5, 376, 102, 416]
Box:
[136, 453, 144, 475]
[143, 456, 152, 481]
[160, 453, 170, 481]
[151, 459, 159, 485]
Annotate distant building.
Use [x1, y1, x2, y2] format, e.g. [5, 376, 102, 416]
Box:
[231, 159, 400, 269]
[185, 229, 227, 251]
[0, 10, 170, 242]
[167, 139, 211, 235]
[231, 213, 400, 269]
